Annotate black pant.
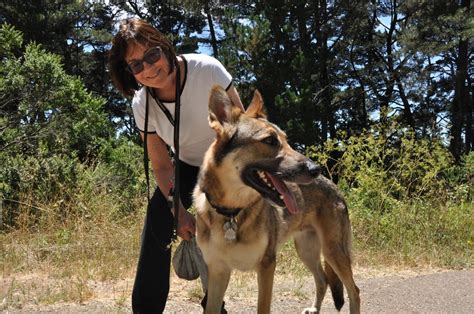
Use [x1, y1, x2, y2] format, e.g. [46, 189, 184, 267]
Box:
[132, 160, 199, 313]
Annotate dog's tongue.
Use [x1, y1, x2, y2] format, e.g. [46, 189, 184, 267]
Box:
[266, 173, 299, 214]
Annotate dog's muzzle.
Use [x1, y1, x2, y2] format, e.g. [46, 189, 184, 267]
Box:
[241, 157, 321, 214]
[305, 159, 322, 179]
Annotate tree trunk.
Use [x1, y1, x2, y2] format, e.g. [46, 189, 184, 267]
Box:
[462, 0, 472, 154]
[204, 2, 219, 58]
[314, 0, 333, 142]
[379, 1, 397, 127]
[396, 76, 417, 134]
[466, 76, 473, 153]
[450, 0, 470, 161]
[295, 2, 311, 54]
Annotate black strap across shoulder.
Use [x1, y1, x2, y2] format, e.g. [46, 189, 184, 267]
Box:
[143, 58, 181, 250]
[172, 60, 181, 241]
[148, 88, 175, 127]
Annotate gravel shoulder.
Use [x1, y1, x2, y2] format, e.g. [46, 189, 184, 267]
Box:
[2, 268, 473, 313]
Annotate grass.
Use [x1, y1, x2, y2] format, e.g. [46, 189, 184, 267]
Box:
[348, 197, 473, 269]
[1, 197, 472, 310]
[1, 158, 472, 311]
[0, 201, 141, 310]
[2, 270, 94, 307]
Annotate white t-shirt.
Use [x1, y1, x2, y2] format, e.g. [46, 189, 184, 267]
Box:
[132, 53, 232, 167]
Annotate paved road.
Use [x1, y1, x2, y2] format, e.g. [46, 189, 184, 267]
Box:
[166, 269, 474, 313]
[3, 269, 473, 313]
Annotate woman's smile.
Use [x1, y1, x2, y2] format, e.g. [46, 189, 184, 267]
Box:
[126, 43, 173, 90]
[146, 69, 161, 80]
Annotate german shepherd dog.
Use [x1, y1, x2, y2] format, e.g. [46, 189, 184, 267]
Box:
[194, 86, 360, 314]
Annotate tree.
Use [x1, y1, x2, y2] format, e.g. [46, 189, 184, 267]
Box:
[218, 1, 374, 148]
[1, 0, 471, 162]
[0, 0, 133, 137]
[114, 0, 207, 53]
[400, 0, 473, 161]
[0, 23, 113, 161]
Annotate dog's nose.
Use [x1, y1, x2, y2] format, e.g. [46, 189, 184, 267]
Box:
[306, 160, 322, 177]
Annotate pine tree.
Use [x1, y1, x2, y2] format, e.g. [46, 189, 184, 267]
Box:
[400, 0, 473, 161]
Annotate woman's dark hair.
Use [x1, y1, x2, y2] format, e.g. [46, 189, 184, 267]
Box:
[108, 18, 177, 97]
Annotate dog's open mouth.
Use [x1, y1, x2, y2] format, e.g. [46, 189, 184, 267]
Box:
[243, 168, 299, 214]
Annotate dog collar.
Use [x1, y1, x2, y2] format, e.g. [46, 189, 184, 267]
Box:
[205, 193, 261, 242]
[205, 193, 243, 242]
[205, 193, 243, 217]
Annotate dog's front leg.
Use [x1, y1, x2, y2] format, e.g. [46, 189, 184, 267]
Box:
[204, 263, 231, 314]
[257, 257, 276, 314]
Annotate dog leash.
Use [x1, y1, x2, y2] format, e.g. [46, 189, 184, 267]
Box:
[172, 58, 181, 242]
[143, 57, 181, 250]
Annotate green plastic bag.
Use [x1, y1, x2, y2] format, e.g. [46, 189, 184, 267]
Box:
[172, 237, 207, 283]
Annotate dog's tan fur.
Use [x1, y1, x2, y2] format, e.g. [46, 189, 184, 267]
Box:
[194, 86, 360, 314]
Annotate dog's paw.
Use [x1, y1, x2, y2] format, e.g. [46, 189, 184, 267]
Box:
[301, 307, 318, 314]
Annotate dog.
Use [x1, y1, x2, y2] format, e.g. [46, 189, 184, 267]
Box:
[194, 86, 360, 314]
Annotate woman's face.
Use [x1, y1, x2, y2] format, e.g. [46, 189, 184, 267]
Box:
[125, 42, 173, 89]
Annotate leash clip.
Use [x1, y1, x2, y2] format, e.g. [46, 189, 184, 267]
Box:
[167, 186, 174, 209]
[168, 186, 179, 243]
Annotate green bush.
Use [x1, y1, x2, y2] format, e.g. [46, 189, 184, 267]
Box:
[0, 23, 113, 161]
[308, 126, 473, 267]
[0, 139, 147, 230]
[0, 23, 144, 230]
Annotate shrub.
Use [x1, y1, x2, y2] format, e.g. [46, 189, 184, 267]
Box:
[307, 126, 473, 267]
[0, 23, 113, 162]
[0, 139, 147, 231]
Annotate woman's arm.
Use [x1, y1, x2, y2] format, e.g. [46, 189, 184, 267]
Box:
[140, 132, 196, 240]
[140, 132, 174, 198]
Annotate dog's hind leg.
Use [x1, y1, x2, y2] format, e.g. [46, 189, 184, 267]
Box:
[318, 220, 360, 314]
[294, 230, 327, 314]
[321, 246, 360, 314]
[324, 261, 344, 310]
[256, 255, 276, 314]
[204, 263, 231, 314]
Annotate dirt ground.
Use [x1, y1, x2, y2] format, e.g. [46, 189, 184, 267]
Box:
[2, 266, 473, 313]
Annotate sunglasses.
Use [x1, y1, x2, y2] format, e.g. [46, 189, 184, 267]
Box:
[127, 47, 162, 74]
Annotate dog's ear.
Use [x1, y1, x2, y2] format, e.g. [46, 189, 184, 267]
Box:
[208, 85, 242, 132]
[245, 89, 267, 119]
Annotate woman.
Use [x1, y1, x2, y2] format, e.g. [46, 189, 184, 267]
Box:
[108, 18, 244, 313]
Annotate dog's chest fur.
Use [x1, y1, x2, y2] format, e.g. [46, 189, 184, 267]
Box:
[195, 192, 285, 271]
[204, 224, 270, 271]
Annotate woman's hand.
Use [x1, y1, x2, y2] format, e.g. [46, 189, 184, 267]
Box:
[176, 208, 196, 241]
[140, 132, 197, 240]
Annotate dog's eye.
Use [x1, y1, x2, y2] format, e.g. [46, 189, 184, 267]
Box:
[262, 135, 279, 147]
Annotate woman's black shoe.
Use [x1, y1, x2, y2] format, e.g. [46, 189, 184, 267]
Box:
[200, 293, 227, 314]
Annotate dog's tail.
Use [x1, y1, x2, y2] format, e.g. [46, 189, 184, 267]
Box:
[325, 262, 345, 311]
